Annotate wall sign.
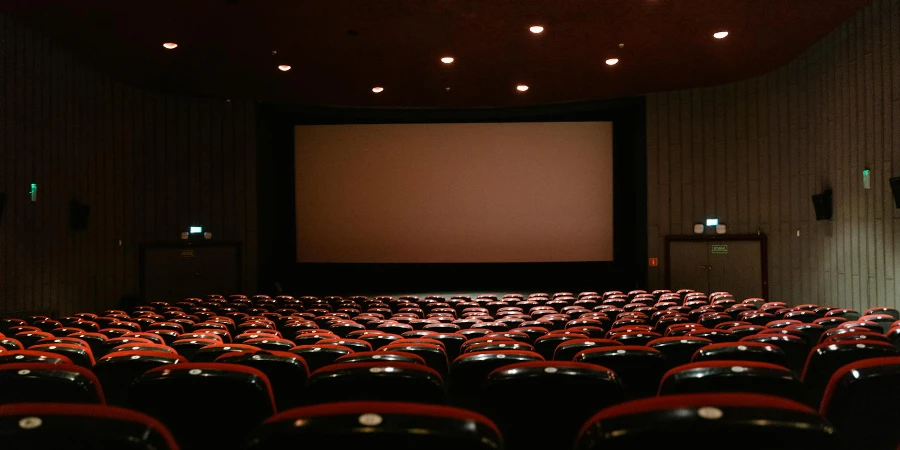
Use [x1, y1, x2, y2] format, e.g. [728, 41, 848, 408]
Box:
[711, 244, 728, 254]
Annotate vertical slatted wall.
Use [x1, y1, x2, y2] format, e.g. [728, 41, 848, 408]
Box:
[647, 0, 900, 309]
[0, 15, 258, 316]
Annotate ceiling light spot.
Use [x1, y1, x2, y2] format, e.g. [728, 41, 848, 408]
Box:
[441, 56, 455, 64]
[445, 87, 451, 91]
[278, 65, 291, 72]
[713, 31, 729, 39]
[618, 43, 625, 48]
[162, 42, 178, 50]
[605, 58, 619, 66]
[529, 25, 544, 34]
[516, 84, 529, 92]
[372, 86, 384, 93]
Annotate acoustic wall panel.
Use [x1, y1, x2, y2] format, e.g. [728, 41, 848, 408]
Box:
[0, 14, 258, 315]
[646, 0, 900, 310]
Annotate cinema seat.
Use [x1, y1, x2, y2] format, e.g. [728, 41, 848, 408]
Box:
[191, 327, 232, 343]
[97, 337, 156, 356]
[14, 331, 55, 348]
[215, 350, 309, 411]
[335, 350, 427, 366]
[128, 363, 275, 450]
[0, 350, 73, 365]
[306, 361, 445, 404]
[859, 314, 895, 333]
[610, 330, 661, 346]
[823, 330, 891, 344]
[31, 319, 63, 333]
[107, 342, 178, 356]
[0, 362, 104, 404]
[0, 318, 27, 334]
[242, 337, 295, 351]
[450, 350, 544, 409]
[553, 338, 622, 361]
[574, 393, 842, 449]
[316, 338, 373, 352]
[864, 307, 900, 319]
[802, 341, 900, 406]
[245, 401, 501, 450]
[647, 336, 711, 369]
[820, 356, 900, 450]
[465, 341, 535, 354]
[659, 360, 804, 401]
[191, 343, 260, 362]
[358, 333, 404, 350]
[691, 342, 788, 367]
[460, 336, 515, 353]
[379, 343, 449, 377]
[34, 336, 90, 349]
[483, 361, 624, 450]
[739, 334, 809, 374]
[93, 351, 187, 406]
[0, 337, 24, 351]
[0, 403, 178, 450]
[684, 329, 737, 343]
[50, 327, 85, 337]
[121, 332, 167, 345]
[574, 346, 666, 399]
[146, 329, 180, 345]
[27, 343, 96, 368]
[511, 326, 550, 344]
[534, 334, 587, 360]
[289, 344, 353, 373]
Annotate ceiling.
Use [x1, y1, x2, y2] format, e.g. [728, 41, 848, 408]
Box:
[5, 0, 870, 109]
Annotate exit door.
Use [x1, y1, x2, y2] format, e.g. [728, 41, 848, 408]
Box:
[666, 237, 766, 301]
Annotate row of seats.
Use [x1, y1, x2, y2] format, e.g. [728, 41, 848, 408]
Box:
[0, 289, 898, 449]
[0, 394, 846, 450]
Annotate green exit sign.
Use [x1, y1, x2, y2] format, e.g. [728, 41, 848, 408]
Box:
[711, 244, 728, 254]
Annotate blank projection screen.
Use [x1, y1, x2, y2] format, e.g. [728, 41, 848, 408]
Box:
[294, 122, 614, 263]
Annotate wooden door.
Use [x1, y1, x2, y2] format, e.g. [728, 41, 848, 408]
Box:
[669, 241, 711, 293]
[667, 237, 767, 300]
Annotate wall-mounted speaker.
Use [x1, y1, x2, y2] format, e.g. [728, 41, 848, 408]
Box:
[69, 200, 91, 231]
[890, 176, 900, 208]
[811, 190, 833, 221]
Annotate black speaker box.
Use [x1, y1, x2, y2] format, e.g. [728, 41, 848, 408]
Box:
[890, 177, 900, 209]
[811, 190, 833, 221]
[70, 200, 91, 230]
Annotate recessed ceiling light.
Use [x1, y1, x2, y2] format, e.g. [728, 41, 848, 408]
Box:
[605, 58, 619, 66]
[529, 25, 544, 34]
[162, 42, 178, 50]
[713, 31, 729, 39]
[516, 84, 529, 92]
[372, 86, 384, 93]
[441, 56, 455, 64]
[278, 65, 291, 71]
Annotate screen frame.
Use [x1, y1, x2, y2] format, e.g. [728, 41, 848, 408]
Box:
[257, 97, 647, 296]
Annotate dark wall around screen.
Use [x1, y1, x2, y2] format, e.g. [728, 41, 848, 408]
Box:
[257, 99, 647, 296]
